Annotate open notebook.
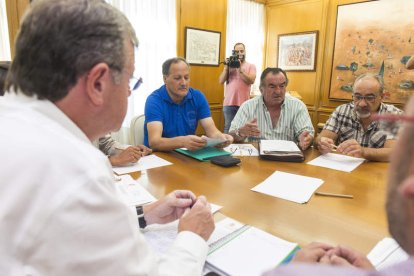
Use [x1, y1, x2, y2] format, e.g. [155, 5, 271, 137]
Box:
[205, 218, 300, 276]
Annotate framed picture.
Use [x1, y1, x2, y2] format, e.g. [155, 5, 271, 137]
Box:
[328, 0, 414, 104]
[185, 27, 221, 66]
[277, 31, 318, 71]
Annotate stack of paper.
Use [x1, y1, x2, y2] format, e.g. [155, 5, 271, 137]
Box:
[259, 140, 304, 162]
[259, 140, 301, 154]
[367, 237, 409, 270]
[115, 174, 156, 206]
[251, 171, 324, 204]
[143, 204, 223, 256]
[206, 218, 299, 276]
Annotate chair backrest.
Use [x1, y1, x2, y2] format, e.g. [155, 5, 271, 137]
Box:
[130, 114, 145, 146]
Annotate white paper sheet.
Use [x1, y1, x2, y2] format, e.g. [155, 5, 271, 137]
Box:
[260, 140, 301, 154]
[143, 203, 223, 256]
[115, 174, 156, 206]
[201, 135, 227, 147]
[307, 153, 365, 172]
[224, 144, 259, 156]
[206, 226, 298, 276]
[367, 237, 409, 270]
[251, 171, 324, 204]
[113, 154, 172, 175]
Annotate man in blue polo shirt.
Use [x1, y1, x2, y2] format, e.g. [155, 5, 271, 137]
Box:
[144, 57, 233, 151]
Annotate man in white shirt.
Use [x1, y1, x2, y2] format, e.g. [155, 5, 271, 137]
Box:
[0, 0, 214, 275]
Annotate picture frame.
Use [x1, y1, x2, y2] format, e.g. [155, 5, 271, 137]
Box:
[185, 27, 221, 66]
[328, 0, 414, 104]
[277, 31, 318, 71]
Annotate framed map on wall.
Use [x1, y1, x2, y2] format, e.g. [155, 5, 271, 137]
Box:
[185, 27, 221, 66]
[277, 31, 318, 71]
[329, 0, 414, 103]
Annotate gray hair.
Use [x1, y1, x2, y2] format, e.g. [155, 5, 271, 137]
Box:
[6, 0, 138, 102]
[162, 57, 189, 76]
[353, 73, 384, 94]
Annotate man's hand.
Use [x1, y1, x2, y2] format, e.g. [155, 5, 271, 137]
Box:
[109, 146, 144, 166]
[182, 135, 207, 151]
[299, 131, 313, 150]
[214, 133, 234, 148]
[178, 196, 215, 241]
[317, 137, 336, 154]
[136, 144, 152, 156]
[337, 139, 363, 158]
[143, 190, 196, 225]
[238, 118, 261, 138]
[292, 242, 333, 263]
[320, 246, 374, 270]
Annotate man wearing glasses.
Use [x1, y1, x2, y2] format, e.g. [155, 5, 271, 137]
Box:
[315, 73, 402, 161]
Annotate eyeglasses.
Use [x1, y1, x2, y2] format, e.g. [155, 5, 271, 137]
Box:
[352, 94, 377, 103]
[129, 76, 143, 91]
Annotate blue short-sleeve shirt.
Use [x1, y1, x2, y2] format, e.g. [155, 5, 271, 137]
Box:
[144, 85, 211, 147]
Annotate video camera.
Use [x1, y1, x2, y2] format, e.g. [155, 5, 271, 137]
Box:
[225, 50, 241, 68]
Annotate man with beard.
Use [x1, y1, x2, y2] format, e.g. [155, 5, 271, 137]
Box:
[228, 67, 314, 150]
[219, 43, 256, 133]
[315, 73, 402, 161]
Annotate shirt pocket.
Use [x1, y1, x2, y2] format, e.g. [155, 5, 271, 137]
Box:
[339, 126, 356, 142]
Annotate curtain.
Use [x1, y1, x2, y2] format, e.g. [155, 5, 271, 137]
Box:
[106, 0, 176, 144]
[0, 0, 11, 60]
[226, 0, 265, 96]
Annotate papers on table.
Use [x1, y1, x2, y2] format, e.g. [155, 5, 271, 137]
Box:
[307, 152, 365, 172]
[201, 135, 227, 147]
[115, 174, 156, 206]
[143, 203, 223, 256]
[223, 144, 259, 156]
[259, 140, 301, 154]
[112, 154, 172, 175]
[206, 218, 299, 276]
[144, 215, 298, 276]
[251, 171, 324, 204]
[367, 237, 409, 270]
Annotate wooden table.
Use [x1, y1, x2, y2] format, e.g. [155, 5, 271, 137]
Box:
[130, 147, 389, 254]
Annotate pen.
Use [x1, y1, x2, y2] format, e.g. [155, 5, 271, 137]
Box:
[315, 192, 354, 199]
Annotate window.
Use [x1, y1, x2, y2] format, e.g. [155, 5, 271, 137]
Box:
[0, 0, 11, 60]
[225, 0, 265, 95]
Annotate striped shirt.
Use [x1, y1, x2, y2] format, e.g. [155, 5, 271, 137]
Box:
[229, 94, 314, 142]
[324, 102, 402, 148]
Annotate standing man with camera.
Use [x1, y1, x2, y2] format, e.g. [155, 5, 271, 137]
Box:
[219, 43, 256, 133]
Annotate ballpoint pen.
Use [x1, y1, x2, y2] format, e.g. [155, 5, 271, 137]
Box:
[315, 191, 354, 199]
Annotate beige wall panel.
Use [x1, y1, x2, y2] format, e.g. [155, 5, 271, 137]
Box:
[265, 0, 326, 110]
[177, 0, 227, 130]
[6, 0, 30, 58]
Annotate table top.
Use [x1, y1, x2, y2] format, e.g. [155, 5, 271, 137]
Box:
[130, 147, 389, 254]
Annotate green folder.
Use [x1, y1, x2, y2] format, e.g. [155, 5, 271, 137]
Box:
[175, 146, 231, 161]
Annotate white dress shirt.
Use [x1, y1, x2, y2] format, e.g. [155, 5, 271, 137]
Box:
[0, 92, 208, 276]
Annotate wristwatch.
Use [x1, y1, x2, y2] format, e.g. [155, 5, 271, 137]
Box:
[235, 128, 245, 138]
[136, 205, 147, 229]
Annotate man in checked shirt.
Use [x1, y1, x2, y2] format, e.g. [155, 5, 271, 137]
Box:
[315, 73, 402, 161]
